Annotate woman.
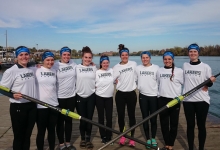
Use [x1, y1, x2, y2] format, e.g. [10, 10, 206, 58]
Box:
[75, 46, 97, 150]
[135, 51, 159, 148]
[35, 51, 59, 150]
[183, 43, 216, 150]
[54, 47, 77, 150]
[157, 51, 183, 150]
[113, 44, 137, 147]
[0, 46, 37, 150]
[95, 55, 114, 144]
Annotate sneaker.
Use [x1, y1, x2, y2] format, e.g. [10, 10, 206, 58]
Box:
[67, 145, 76, 150]
[128, 139, 135, 147]
[119, 136, 126, 145]
[151, 138, 158, 147]
[146, 139, 151, 149]
[101, 137, 106, 144]
[60, 146, 68, 150]
[106, 138, 114, 145]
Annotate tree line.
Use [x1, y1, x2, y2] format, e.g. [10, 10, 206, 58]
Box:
[129, 45, 220, 56]
[1, 45, 220, 57]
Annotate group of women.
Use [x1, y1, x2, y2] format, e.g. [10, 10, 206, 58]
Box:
[0, 43, 216, 150]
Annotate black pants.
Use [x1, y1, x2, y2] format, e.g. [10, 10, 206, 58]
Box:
[76, 93, 96, 141]
[10, 102, 37, 150]
[139, 93, 158, 139]
[115, 90, 137, 137]
[183, 101, 209, 150]
[96, 95, 113, 139]
[56, 96, 76, 144]
[158, 97, 180, 146]
[36, 108, 59, 150]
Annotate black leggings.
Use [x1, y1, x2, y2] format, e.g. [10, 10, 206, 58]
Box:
[96, 95, 113, 139]
[183, 101, 209, 150]
[139, 93, 158, 139]
[36, 108, 59, 150]
[56, 96, 76, 144]
[76, 93, 96, 141]
[10, 102, 37, 150]
[115, 90, 137, 137]
[158, 97, 180, 146]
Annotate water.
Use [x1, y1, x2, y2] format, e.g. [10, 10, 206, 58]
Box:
[0, 56, 220, 117]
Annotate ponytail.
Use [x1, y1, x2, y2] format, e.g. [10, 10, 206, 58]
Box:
[170, 63, 175, 81]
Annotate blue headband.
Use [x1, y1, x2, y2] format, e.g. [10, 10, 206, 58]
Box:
[15, 47, 30, 57]
[42, 51, 55, 61]
[60, 47, 71, 55]
[163, 51, 174, 60]
[100, 56, 109, 63]
[188, 44, 200, 52]
[119, 49, 129, 56]
[141, 51, 151, 58]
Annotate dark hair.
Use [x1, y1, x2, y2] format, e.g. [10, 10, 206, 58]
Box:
[118, 44, 129, 56]
[99, 55, 109, 69]
[15, 46, 28, 50]
[82, 46, 93, 57]
[118, 44, 125, 50]
[170, 63, 175, 81]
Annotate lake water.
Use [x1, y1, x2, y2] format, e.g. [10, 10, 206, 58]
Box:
[0, 56, 220, 118]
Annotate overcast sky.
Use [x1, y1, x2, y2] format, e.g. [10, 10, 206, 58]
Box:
[0, 0, 220, 53]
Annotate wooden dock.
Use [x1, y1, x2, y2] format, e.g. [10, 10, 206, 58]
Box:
[0, 95, 220, 150]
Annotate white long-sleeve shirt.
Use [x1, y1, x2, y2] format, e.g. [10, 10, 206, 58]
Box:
[95, 68, 114, 97]
[0, 64, 36, 103]
[35, 67, 58, 108]
[136, 64, 159, 96]
[183, 62, 212, 104]
[157, 67, 183, 98]
[113, 61, 137, 92]
[53, 60, 77, 98]
[75, 64, 97, 98]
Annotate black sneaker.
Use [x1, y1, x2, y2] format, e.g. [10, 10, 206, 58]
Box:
[101, 137, 106, 144]
[60, 146, 68, 150]
[67, 145, 76, 150]
[105, 138, 114, 145]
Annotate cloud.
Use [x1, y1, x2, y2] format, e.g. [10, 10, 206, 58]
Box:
[0, 0, 220, 37]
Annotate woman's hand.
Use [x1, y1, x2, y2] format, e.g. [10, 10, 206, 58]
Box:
[13, 93, 22, 100]
[210, 76, 216, 83]
[202, 86, 208, 92]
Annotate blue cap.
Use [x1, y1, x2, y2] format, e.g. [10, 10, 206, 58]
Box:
[60, 47, 71, 55]
[100, 56, 109, 63]
[42, 51, 55, 61]
[163, 51, 174, 60]
[119, 49, 129, 56]
[15, 47, 30, 57]
[188, 44, 200, 52]
[141, 51, 151, 58]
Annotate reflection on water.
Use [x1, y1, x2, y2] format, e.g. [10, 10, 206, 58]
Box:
[0, 56, 220, 118]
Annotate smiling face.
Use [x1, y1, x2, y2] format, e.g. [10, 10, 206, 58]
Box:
[141, 54, 151, 66]
[61, 52, 71, 63]
[17, 52, 30, 67]
[82, 52, 93, 66]
[43, 57, 54, 69]
[120, 52, 129, 64]
[163, 56, 173, 67]
[101, 60, 109, 70]
[188, 49, 199, 62]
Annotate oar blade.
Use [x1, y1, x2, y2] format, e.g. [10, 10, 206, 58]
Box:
[61, 109, 81, 120]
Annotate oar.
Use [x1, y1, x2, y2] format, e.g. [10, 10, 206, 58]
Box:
[0, 86, 158, 149]
[98, 73, 220, 150]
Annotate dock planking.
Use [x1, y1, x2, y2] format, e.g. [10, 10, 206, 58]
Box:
[0, 95, 220, 150]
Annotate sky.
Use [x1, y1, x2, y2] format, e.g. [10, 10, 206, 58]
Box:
[0, 0, 220, 53]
